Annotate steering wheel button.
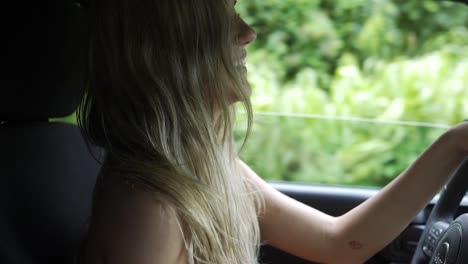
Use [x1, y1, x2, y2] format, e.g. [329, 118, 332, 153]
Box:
[430, 226, 443, 237]
[423, 245, 434, 256]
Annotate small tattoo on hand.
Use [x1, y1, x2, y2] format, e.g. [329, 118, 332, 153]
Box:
[348, 240, 363, 250]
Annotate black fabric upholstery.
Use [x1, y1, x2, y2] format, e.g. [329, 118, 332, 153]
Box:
[0, 1, 102, 263]
[1, 0, 88, 121]
[0, 122, 103, 264]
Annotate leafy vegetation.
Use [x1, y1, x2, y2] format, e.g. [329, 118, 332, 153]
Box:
[234, 0, 468, 186]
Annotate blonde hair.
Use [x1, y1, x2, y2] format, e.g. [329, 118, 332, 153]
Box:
[78, 0, 261, 263]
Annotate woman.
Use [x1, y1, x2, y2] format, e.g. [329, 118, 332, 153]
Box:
[77, 0, 468, 263]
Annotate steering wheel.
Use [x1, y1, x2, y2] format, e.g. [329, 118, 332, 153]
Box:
[411, 158, 468, 264]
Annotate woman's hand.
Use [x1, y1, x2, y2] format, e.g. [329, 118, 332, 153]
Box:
[443, 121, 468, 154]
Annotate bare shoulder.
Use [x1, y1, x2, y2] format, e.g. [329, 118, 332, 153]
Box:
[84, 173, 187, 264]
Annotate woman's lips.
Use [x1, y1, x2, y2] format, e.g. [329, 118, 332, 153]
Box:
[236, 50, 247, 66]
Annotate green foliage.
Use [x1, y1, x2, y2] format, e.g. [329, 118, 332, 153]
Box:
[235, 0, 468, 187]
[237, 0, 467, 87]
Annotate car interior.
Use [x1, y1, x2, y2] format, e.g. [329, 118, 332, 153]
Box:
[1, 0, 467, 264]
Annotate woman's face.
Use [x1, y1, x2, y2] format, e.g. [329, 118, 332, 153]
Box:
[231, 0, 256, 97]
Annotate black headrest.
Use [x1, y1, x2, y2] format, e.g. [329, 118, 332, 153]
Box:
[1, 1, 89, 122]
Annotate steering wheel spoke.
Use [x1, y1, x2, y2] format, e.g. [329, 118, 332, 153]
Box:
[411, 158, 468, 264]
[423, 221, 450, 258]
[429, 214, 468, 264]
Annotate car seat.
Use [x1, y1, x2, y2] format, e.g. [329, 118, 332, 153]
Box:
[0, 1, 102, 263]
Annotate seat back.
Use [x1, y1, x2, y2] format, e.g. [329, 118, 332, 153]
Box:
[0, 1, 102, 263]
[0, 123, 103, 264]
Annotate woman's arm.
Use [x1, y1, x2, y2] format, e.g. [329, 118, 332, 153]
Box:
[241, 123, 468, 264]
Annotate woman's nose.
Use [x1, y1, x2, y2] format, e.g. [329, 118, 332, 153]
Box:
[237, 19, 256, 46]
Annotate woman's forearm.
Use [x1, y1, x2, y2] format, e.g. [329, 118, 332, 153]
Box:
[331, 131, 466, 263]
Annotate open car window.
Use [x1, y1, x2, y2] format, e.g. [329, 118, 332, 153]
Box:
[234, 0, 468, 188]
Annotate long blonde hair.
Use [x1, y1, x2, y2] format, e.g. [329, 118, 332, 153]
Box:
[77, 0, 261, 263]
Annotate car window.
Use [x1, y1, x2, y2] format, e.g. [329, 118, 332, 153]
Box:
[234, 0, 468, 187]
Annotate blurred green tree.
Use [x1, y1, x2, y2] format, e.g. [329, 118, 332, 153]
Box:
[235, 0, 468, 186]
